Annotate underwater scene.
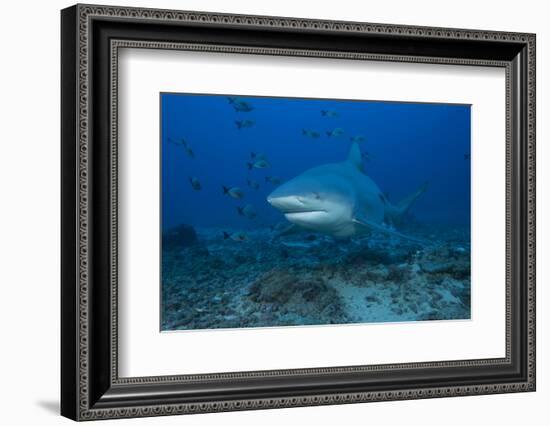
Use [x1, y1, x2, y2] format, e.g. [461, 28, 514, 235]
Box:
[161, 93, 471, 331]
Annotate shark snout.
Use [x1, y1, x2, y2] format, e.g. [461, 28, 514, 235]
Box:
[268, 192, 322, 214]
[267, 179, 327, 214]
[267, 194, 299, 211]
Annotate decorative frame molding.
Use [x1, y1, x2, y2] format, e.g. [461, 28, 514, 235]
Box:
[61, 4, 535, 421]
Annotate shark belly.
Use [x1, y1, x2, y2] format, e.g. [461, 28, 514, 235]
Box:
[284, 210, 356, 238]
[329, 222, 358, 238]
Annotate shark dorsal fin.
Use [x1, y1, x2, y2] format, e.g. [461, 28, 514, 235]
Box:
[347, 142, 363, 170]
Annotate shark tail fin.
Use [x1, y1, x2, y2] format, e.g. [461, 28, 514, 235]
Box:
[395, 181, 429, 215]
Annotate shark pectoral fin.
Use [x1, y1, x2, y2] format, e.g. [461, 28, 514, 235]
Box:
[277, 223, 305, 237]
[352, 216, 427, 245]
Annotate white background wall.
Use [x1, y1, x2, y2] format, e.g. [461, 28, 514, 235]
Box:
[0, 0, 546, 424]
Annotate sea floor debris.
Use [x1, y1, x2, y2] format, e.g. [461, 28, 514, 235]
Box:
[161, 223, 471, 331]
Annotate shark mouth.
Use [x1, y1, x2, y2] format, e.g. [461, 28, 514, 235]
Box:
[281, 208, 326, 214]
[284, 210, 328, 219]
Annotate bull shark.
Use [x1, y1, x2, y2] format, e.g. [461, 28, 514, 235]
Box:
[267, 143, 428, 241]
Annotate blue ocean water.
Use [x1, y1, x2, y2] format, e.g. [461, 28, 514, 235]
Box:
[162, 94, 470, 230]
[160, 93, 471, 331]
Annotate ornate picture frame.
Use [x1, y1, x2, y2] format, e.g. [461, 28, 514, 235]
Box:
[61, 4, 535, 421]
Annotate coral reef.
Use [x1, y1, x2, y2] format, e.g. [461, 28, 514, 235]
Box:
[248, 269, 347, 324]
[161, 223, 471, 330]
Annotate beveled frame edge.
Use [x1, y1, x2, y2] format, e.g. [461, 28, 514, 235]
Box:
[110, 40, 512, 386]
[61, 3, 536, 421]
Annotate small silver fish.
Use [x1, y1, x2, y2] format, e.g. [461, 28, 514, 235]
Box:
[169, 137, 194, 157]
[184, 146, 195, 158]
[223, 231, 248, 242]
[222, 186, 244, 199]
[265, 176, 282, 185]
[321, 110, 339, 117]
[301, 129, 321, 138]
[326, 128, 345, 137]
[189, 177, 201, 191]
[237, 204, 257, 219]
[250, 152, 267, 161]
[247, 159, 270, 170]
[168, 137, 187, 147]
[227, 97, 254, 112]
[235, 120, 255, 129]
[246, 179, 260, 190]
[234, 103, 254, 112]
[269, 222, 288, 233]
[350, 135, 366, 143]
[361, 152, 372, 162]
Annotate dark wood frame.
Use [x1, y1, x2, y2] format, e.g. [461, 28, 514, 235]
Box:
[61, 3, 536, 421]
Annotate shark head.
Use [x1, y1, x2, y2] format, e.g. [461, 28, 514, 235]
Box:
[267, 171, 355, 233]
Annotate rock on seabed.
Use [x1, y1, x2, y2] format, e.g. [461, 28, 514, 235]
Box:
[162, 224, 198, 251]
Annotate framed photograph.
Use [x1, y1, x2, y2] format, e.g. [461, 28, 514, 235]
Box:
[61, 4, 536, 421]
